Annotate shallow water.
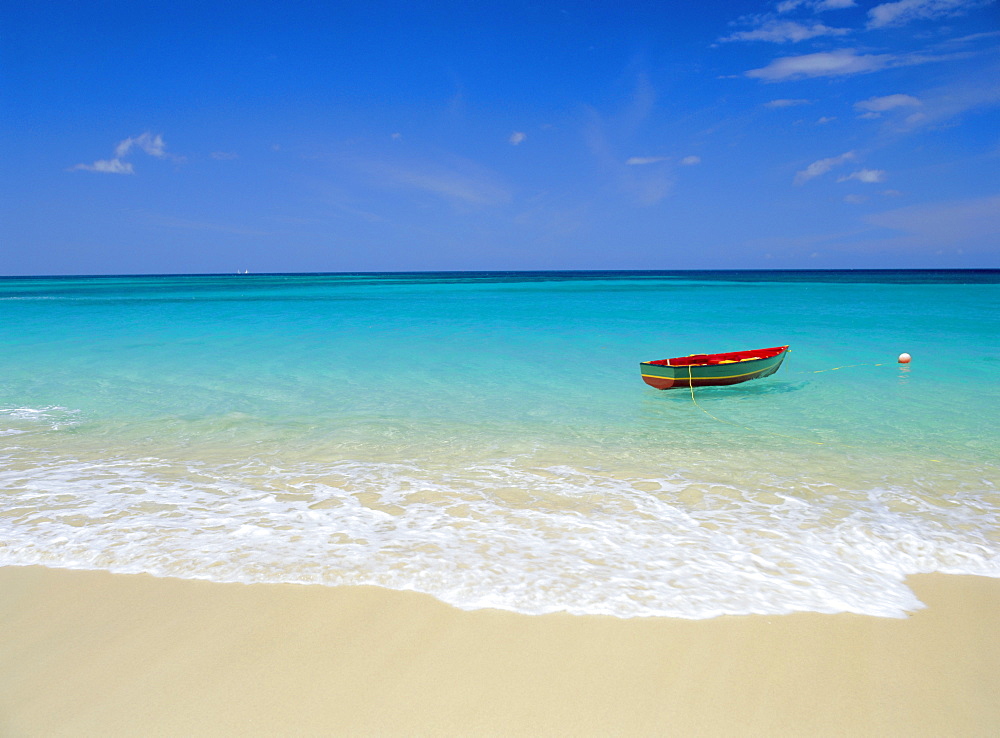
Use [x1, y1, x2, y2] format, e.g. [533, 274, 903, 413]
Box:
[2, 271, 998, 617]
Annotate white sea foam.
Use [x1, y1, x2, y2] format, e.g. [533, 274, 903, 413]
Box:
[1, 406, 65, 420]
[0, 406, 79, 433]
[1, 452, 997, 619]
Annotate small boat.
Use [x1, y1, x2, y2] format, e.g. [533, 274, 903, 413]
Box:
[640, 345, 789, 390]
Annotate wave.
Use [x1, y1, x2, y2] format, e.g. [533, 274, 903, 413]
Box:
[0, 406, 80, 434]
[1, 452, 997, 619]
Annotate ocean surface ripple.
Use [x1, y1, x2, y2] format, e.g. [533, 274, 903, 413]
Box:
[2, 271, 998, 618]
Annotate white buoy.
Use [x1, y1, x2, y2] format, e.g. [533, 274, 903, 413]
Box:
[898, 353, 911, 364]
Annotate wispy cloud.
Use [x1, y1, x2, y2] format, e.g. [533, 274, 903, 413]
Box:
[721, 20, 850, 43]
[778, 0, 857, 11]
[938, 30, 1000, 46]
[747, 50, 891, 80]
[211, 151, 239, 160]
[359, 156, 511, 207]
[838, 168, 887, 183]
[722, 0, 858, 43]
[622, 74, 657, 133]
[765, 98, 812, 107]
[116, 133, 166, 158]
[75, 158, 135, 174]
[680, 156, 701, 165]
[509, 131, 527, 145]
[867, 0, 988, 29]
[794, 150, 856, 185]
[619, 173, 675, 206]
[890, 73, 1000, 131]
[854, 93, 922, 119]
[864, 194, 1000, 247]
[625, 156, 668, 165]
[745, 48, 946, 81]
[582, 80, 676, 207]
[70, 132, 172, 174]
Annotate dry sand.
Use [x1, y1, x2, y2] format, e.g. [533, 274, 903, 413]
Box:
[1, 566, 998, 737]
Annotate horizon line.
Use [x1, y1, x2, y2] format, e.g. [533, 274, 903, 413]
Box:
[2, 267, 999, 279]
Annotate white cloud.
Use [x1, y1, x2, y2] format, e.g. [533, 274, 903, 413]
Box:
[509, 131, 527, 145]
[856, 94, 923, 112]
[746, 50, 897, 80]
[854, 94, 922, 117]
[583, 97, 675, 206]
[817, 116, 837, 124]
[844, 194, 868, 204]
[71, 132, 170, 174]
[746, 48, 958, 82]
[868, 0, 984, 29]
[890, 75, 1000, 131]
[939, 30, 1000, 46]
[838, 168, 888, 183]
[722, 20, 850, 43]
[765, 98, 812, 107]
[777, 0, 856, 11]
[680, 155, 701, 165]
[74, 158, 135, 174]
[625, 156, 668, 165]
[794, 150, 856, 185]
[116, 132, 167, 159]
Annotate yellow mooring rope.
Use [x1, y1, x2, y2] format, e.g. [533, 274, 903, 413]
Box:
[686, 364, 826, 445]
[807, 363, 887, 373]
[684, 359, 943, 461]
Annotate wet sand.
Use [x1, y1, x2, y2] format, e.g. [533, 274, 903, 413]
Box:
[1, 566, 997, 736]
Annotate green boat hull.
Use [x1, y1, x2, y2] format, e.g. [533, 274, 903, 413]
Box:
[640, 346, 788, 390]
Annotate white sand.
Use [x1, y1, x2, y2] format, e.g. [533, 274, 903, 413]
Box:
[1, 566, 998, 736]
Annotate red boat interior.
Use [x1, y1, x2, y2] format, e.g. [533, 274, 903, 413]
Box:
[645, 345, 788, 367]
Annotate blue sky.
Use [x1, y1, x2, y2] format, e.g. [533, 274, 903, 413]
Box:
[2, 0, 998, 274]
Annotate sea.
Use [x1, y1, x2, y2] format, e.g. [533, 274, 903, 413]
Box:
[1, 270, 998, 618]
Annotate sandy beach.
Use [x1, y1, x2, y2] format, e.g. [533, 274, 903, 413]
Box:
[1, 566, 997, 736]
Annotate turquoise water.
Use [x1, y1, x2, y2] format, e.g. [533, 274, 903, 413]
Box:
[1, 271, 998, 617]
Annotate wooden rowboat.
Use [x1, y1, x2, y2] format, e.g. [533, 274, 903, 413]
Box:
[640, 346, 789, 390]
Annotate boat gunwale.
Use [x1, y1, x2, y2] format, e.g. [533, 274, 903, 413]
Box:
[640, 345, 788, 369]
